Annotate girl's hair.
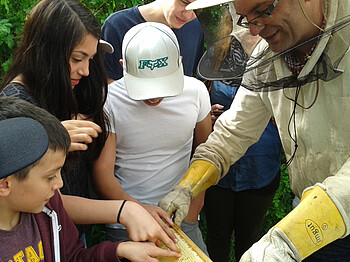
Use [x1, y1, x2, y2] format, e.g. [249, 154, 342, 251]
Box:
[212, 8, 261, 72]
[1, 0, 109, 161]
[213, 9, 233, 72]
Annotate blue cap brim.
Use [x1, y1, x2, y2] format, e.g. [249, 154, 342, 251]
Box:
[0, 117, 49, 178]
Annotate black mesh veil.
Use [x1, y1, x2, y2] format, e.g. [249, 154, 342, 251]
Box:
[195, 2, 350, 91]
[190, 0, 350, 168]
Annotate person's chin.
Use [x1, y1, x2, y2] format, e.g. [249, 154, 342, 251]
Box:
[29, 205, 47, 214]
[265, 34, 288, 53]
[173, 17, 191, 28]
[36, 199, 51, 212]
[264, 31, 280, 47]
[171, 22, 184, 29]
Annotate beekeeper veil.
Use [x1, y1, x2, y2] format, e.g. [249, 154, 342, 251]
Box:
[188, 0, 350, 91]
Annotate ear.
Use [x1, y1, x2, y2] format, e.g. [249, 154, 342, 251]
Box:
[0, 178, 11, 196]
[119, 59, 123, 67]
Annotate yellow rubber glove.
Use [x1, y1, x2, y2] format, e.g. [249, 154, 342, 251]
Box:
[240, 185, 346, 262]
[159, 160, 218, 226]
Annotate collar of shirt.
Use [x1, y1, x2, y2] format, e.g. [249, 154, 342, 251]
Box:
[284, 18, 326, 75]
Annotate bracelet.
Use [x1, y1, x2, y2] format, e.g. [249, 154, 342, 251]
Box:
[117, 200, 127, 224]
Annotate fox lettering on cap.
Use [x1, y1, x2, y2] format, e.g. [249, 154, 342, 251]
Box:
[139, 57, 169, 70]
[122, 22, 184, 100]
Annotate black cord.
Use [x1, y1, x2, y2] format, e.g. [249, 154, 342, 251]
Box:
[282, 85, 301, 171]
[117, 200, 127, 224]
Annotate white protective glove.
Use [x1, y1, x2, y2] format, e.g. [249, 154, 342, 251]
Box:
[159, 185, 193, 226]
[240, 227, 301, 262]
[240, 185, 346, 262]
[159, 160, 218, 226]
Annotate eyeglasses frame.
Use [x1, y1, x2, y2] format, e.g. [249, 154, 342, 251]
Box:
[236, 0, 279, 28]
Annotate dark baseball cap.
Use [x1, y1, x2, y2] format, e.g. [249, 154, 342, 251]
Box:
[0, 117, 49, 179]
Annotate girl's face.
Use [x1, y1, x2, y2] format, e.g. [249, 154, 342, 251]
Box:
[69, 33, 98, 88]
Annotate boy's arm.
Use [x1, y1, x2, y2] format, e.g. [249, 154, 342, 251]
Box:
[60, 194, 178, 251]
[116, 241, 181, 261]
[192, 113, 212, 151]
[92, 133, 134, 201]
[92, 132, 177, 242]
[51, 192, 180, 260]
[185, 113, 212, 222]
[47, 191, 118, 261]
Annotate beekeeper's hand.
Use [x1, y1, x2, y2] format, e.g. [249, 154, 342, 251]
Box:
[159, 160, 217, 226]
[240, 185, 346, 262]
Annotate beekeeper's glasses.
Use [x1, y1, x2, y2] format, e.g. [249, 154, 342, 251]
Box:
[237, 0, 279, 28]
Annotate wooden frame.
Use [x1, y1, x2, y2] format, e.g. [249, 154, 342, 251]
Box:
[158, 224, 212, 262]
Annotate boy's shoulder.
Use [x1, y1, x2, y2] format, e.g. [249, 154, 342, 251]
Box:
[183, 76, 207, 91]
[104, 6, 143, 26]
[0, 212, 42, 261]
[180, 76, 210, 105]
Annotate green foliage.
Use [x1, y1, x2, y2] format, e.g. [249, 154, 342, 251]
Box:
[0, 0, 35, 82]
[197, 5, 227, 48]
[81, 0, 150, 26]
[89, 224, 106, 247]
[261, 166, 294, 234]
[0, 0, 151, 82]
[0, 19, 13, 73]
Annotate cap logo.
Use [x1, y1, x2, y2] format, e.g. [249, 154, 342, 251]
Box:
[138, 57, 168, 70]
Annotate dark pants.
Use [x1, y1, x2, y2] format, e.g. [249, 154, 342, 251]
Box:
[303, 231, 350, 262]
[204, 173, 279, 262]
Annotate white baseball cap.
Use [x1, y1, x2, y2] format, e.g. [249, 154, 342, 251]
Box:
[122, 22, 184, 101]
[186, 0, 234, 10]
[99, 39, 114, 53]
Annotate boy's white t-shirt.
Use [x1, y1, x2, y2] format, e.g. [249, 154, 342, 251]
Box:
[104, 76, 210, 228]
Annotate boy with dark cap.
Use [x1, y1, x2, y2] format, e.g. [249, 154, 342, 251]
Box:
[0, 97, 180, 261]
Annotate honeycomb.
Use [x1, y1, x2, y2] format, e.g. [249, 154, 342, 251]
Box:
[158, 225, 212, 262]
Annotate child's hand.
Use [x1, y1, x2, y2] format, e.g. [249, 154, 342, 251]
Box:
[141, 204, 178, 243]
[210, 104, 224, 124]
[61, 119, 101, 152]
[116, 241, 181, 262]
[120, 201, 179, 252]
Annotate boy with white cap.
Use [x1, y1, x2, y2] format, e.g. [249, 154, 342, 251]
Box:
[102, 0, 203, 83]
[93, 22, 212, 253]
